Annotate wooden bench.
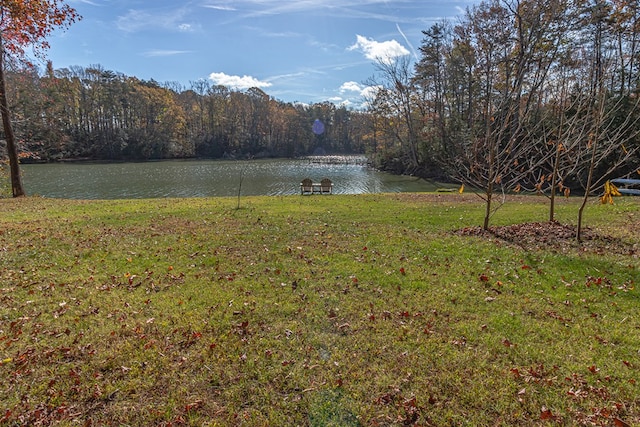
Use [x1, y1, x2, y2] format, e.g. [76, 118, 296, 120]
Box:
[611, 178, 640, 196]
[300, 178, 333, 194]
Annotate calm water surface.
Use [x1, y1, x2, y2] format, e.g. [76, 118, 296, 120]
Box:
[21, 158, 444, 199]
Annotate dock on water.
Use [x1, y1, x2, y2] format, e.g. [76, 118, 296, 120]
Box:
[300, 155, 369, 166]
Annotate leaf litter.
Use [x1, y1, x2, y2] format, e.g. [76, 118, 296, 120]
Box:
[456, 221, 638, 255]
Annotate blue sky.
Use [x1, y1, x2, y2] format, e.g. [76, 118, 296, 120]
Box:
[46, 0, 474, 107]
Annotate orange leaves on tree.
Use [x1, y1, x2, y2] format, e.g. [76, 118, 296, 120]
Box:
[0, 1, 81, 58]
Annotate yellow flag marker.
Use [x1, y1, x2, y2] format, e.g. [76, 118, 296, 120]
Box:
[600, 180, 621, 204]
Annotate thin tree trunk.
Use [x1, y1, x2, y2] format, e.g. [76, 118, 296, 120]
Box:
[577, 135, 597, 242]
[483, 133, 496, 230]
[578, 6, 606, 242]
[550, 145, 560, 222]
[549, 112, 566, 222]
[483, 183, 493, 230]
[0, 33, 25, 197]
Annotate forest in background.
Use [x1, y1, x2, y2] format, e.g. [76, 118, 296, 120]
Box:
[2, 0, 640, 194]
[367, 0, 640, 196]
[4, 64, 372, 162]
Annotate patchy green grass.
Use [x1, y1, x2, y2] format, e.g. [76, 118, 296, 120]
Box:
[0, 194, 638, 426]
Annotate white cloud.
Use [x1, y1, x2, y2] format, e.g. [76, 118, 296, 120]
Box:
[334, 81, 384, 110]
[143, 50, 191, 58]
[116, 8, 196, 33]
[208, 72, 272, 90]
[116, 10, 151, 32]
[339, 81, 363, 93]
[202, 4, 237, 11]
[326, 96, 353, 108]
[337, 81, 381, 99]
[230, 0, 404, 19]
[348, 34, 409, 64]
[361, 85, 383, 99]
[70, 0, 101, 5]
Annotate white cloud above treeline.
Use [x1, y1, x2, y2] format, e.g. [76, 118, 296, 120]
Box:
[116, 8, 196, 33]
[143, 50, 191, 57]
[339, 81, 364, 93]
[348, 34, 409, 64]
[208, 72, 272, 90]
[335, 81, 384, 109]
[339, 81, 381, 99]
[201, 4, 237, 11]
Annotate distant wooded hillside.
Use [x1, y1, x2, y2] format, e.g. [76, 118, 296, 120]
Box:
[5, 65, 372, 162]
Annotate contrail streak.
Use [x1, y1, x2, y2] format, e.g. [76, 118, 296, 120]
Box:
[396, 23, 419, 61]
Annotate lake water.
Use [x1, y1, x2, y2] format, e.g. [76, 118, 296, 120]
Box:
[21, 158, 445, 199]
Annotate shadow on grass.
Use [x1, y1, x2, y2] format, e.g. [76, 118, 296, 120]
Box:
[308, 389, 360, 427]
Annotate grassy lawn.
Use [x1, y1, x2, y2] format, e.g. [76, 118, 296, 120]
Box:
[0, 194, 638, 426]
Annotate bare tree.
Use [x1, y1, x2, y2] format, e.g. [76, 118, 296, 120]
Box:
[367, 56, 423, 174]
[446, 0, 572, 229]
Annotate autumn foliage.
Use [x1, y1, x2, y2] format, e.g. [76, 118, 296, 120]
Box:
[0, 0, 79, 197]
[0, 0, 79, 57]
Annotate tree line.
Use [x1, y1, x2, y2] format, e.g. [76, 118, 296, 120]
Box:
[365, 0, 640, 230]
[5, 63, 372, 162]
